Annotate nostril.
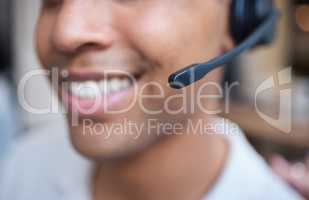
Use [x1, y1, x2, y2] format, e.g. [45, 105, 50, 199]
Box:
[76, 42, 108, 54]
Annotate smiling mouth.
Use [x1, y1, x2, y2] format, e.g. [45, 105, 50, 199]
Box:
[61, 69, 144, 99]
[69, 77, 133, 99]
[58, 67, 146, 117]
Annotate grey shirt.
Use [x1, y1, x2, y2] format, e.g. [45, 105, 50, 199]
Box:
[0, 118, 303, 200]
[0, 76, 19, 162]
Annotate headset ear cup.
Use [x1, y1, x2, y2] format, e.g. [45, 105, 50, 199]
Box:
[230, 0, 275, 47]
[230, 0, 247, 45]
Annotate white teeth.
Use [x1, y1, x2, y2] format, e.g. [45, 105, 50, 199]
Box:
[121, 79, 131, 89]
[70, 81, 99, 99]
[69, 78, 132, 99]
[109, 78, 121, 93]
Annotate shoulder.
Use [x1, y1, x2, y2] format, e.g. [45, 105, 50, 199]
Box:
[205, 118, 303, 200]
[0, 123, 93, 200]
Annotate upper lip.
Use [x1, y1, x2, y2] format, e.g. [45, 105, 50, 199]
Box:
[60, 67, 144, 82]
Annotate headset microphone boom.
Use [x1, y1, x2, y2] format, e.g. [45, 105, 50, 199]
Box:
[168, 0, 280, 89]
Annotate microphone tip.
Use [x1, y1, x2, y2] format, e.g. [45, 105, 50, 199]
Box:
[168, 75, 181, 89]
[168, 74, 187, 89]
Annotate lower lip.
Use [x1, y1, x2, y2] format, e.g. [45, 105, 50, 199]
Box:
[61, 85, 136, 119]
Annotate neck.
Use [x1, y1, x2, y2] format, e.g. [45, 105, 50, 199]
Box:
[93, 117, 228, 200]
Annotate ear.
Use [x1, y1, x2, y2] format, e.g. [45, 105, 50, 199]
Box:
[222, 32, 235, 53]
[220, 0, 235, 53]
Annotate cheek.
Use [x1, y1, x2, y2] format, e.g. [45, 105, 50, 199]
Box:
[122, 8, 187, 67]
[125, 9, 220, 71]
[35, 15, 54, 68]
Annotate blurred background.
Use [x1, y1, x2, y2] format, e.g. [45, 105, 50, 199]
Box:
[0, 0, 308, 168]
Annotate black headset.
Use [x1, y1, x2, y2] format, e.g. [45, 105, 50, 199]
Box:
[168, 0, 280, 89]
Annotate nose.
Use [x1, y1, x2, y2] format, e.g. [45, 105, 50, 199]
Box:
[51, 2, 115, 54]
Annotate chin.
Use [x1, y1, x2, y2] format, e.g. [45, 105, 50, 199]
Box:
[67, 121, 160, 161]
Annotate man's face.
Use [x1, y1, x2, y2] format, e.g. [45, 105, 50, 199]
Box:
[36, 0, 231, 159]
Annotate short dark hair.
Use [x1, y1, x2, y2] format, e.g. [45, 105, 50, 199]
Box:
[0, 0, 12, 73]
